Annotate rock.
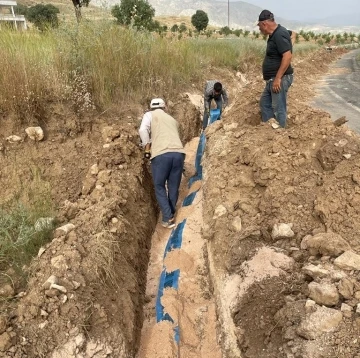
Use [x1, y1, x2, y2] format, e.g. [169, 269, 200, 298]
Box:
[6, 135, 22, 143]
[51, 255, 68, 271]
[0, 332, 12, 351]
[0, 316, 7, 334]
[308, 281, 339, 306]
[213, 204, 227, 219]
[338, 278, 354, 299]
[301, 232, 350, 256]
[0, 284, 14, 298]
[334, 251, 360, 270]
[223, 123, 238, 132]
[50, 284, 67, 293]
[38, 247, 46, 258]
[305, 299, 316, 313]
[54, 223, 75, 238]
[25, 126, 44, 141]
[297, 306, 343, 340]
[341, 303, 353, 318]
[333, 116, 348, 126]
[272, 223, 294, 239]
[302, 264, 329, 279]
[82, 176, 96, 196]
[97, 170, 111, 185]
[34, 217, 54, 232]
[101, 126, 120, 142]
[231, 216, 242, 232]
[43, 275, 58, 289]
[90, 164, 99, 175]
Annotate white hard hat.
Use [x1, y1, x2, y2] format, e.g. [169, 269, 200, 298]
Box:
[150, 98, 165, 109]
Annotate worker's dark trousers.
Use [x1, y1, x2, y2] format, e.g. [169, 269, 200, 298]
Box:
[202, 97, 223, 129]
[151, 152, 185, 222]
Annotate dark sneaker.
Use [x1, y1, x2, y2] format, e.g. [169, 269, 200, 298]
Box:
[161, 220, 175, 229]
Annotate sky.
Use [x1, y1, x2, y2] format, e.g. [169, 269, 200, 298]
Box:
[234, 0, 360, 21]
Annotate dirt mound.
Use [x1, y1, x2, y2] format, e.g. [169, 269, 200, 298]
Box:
[202, 47, 360, 357]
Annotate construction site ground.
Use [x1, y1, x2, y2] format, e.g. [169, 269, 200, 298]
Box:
[1, 47, 360, 358]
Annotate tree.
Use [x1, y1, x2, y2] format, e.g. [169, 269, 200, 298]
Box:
[171, 24, 179, 32]
[220, 26, 231, 36]
[111, 0, 155, 31]
[71, 0, 91, 23]
[26, 4, 60, 31]
[191, 10, 209, 32]
[179, 23, 187, 33]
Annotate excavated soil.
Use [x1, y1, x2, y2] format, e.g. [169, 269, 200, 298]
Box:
[1, 46, 360, 358]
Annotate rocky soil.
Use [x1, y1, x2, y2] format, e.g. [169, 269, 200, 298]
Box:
[1, 46, 360, 358]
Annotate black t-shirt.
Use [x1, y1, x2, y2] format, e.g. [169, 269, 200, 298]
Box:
[262, 24, 293, 80]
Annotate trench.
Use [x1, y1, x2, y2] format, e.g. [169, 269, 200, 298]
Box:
[135, 106, 223, 357]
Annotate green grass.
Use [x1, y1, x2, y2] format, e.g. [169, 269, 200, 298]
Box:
[0, 167, 55, 284]
[0, 204, 54, 272]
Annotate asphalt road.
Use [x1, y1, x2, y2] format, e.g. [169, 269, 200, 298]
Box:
[311, 48, 360, 132]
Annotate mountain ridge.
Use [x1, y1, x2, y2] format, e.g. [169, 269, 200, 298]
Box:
[91, 0, 360, 32]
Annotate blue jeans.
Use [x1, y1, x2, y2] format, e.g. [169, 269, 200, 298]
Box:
[260, 74, 293, 128]
[203, 97, 223, 129]
[151, 152, 185, 222]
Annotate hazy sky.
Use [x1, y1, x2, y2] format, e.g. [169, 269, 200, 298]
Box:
[236, 0, 360, 20]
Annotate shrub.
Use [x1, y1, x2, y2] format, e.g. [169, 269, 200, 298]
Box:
[26, 4, 60, 31]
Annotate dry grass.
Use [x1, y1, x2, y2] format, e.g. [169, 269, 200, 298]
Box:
[88, 230, 123, 288]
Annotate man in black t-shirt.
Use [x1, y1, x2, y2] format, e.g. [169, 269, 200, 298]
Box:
[256, 10, 294, 128]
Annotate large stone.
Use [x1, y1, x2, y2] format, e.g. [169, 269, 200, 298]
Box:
[334, 251, 360, 270]
[301, 232, 350, 256]
[297, 306, 343, 340]
[302, 264, 329, 279]
[54, 223, 75, 238]
[0, 332, 12, 352]
[0, 284, 14, 298]
[231, 216, 242, 232]
[308, 281, 339, 306]
[213, 204, 227, 219]
[272, 223, 294, 239]
[25, 126, 44, 141]
[338, 277, 354, 299]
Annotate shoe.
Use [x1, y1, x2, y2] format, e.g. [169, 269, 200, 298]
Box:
[161, 220, 175, 229]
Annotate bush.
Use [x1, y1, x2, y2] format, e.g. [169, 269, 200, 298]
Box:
[14, 4, 28, 16]
[26, 4, 60, 31]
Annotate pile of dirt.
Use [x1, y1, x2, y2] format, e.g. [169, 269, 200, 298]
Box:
[202, 47, 360, 358]
[0, 99, 200, 357]
[0, 45, 358, 358]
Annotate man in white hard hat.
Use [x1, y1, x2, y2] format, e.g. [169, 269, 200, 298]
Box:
[139, 98, 185, 229]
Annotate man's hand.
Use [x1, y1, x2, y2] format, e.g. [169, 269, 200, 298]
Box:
[272, 78, 281, 93]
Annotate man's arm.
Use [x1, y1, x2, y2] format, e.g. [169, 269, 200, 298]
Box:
[139, 112, 152, 146]
[272, 51, 292, 93]
[222, 88, 229, 107]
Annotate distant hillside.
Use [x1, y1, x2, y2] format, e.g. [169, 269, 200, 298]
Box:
[310, 13, 360, 27]
[91, 0, 306, 30]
